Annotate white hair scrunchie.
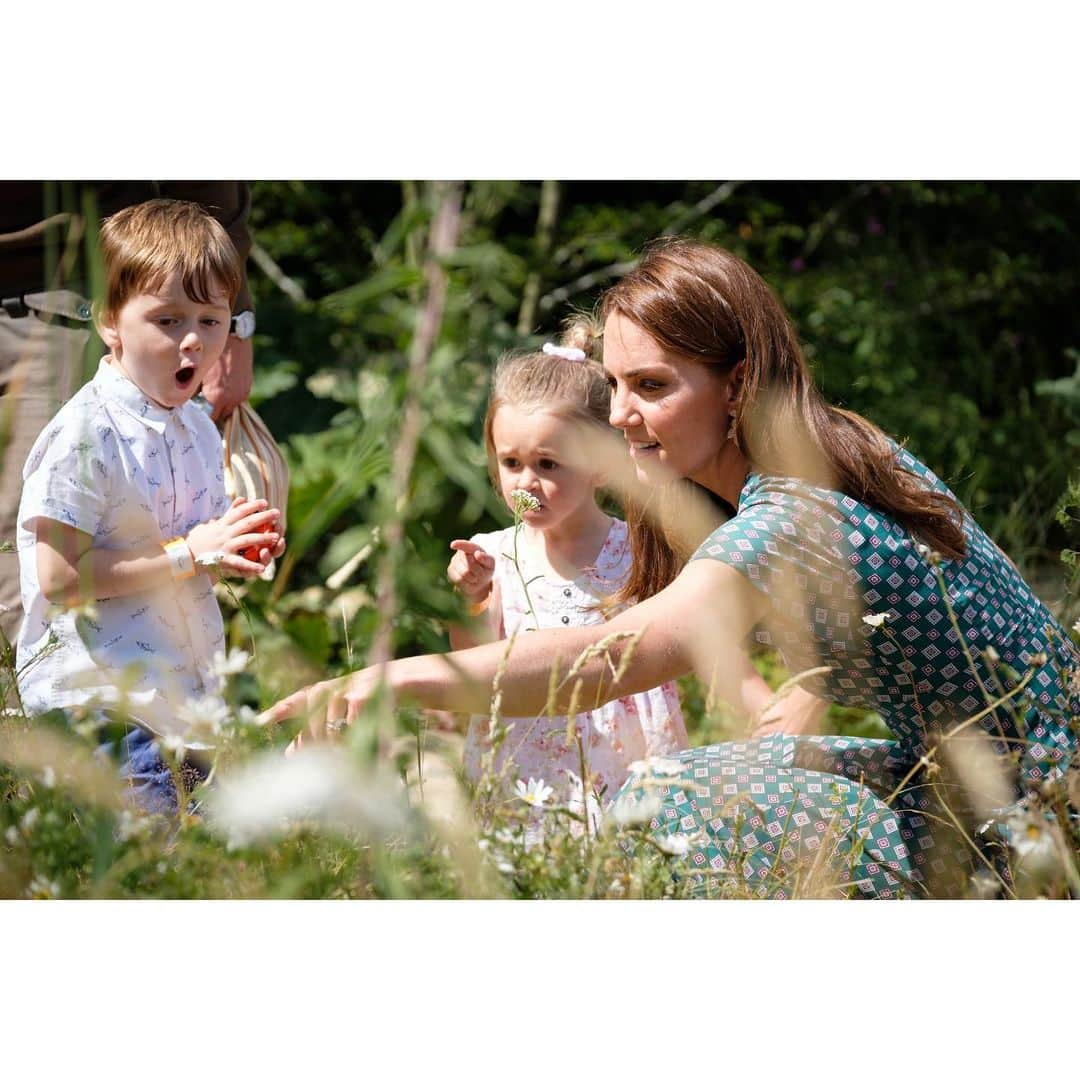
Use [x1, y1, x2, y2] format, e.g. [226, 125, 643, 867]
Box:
[542, 342, 587, 363]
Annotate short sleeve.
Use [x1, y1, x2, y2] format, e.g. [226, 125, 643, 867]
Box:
[18, 420, 110, 537]
[467, 529, 508, 560]
[690, 477, 864, 667]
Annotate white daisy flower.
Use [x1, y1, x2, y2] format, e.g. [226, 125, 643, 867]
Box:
[205, 744, 409, 849]
[236, 705, 261, 728]
[653, 832, 690, 856]
[160, 733, 187, 763]
[862, 611, 892, 628]
[607, 792, 662, 828]
[1005, 808, 1057, 863]
[26, 875, 61, 899]
[514, 777, 554, 808]
[116, 809, 153, 842]
[176, 695, 231, 738]
[211, 648, 251, 679]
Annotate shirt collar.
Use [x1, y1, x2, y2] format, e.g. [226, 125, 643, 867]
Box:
[93, 357, 178, 435]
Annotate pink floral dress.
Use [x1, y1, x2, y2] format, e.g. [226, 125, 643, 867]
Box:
[462, 518, 687, 806]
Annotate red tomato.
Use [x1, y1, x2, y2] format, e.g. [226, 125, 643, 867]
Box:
[240, 520, 275, 564]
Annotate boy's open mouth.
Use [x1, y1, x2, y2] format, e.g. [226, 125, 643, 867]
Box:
[175, 368, 196, 387]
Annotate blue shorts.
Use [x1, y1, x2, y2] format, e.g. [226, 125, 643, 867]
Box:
[103, 725, 209, 816]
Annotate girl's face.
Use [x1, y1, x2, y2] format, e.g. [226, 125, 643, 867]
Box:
[603, 312, 737, 490]
[490, 404, 601, 532]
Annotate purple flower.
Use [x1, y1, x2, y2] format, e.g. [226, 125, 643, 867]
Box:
[789, 257, 806, 272]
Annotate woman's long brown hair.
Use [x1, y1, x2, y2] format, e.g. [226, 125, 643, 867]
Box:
[602, 238, 967, 603]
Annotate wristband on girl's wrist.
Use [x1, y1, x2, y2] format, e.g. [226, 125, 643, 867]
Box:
[162, 537, 197, 581]
[467, 593, 492, 617]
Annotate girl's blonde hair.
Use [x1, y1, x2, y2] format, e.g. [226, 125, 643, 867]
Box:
[482, 316, 610, 489]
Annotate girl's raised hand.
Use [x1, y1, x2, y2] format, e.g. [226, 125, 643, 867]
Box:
[186, 496, 285, 579]
[447, 539, 495, 603]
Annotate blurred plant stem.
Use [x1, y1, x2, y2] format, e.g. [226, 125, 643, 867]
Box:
[249, 241, 307, 303]
[368, 181, 463, 693]
[516, 180, 561, 335]
[401, 180, 423, 289]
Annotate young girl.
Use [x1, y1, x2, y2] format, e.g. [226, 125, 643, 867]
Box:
[446, 324, 688, 818]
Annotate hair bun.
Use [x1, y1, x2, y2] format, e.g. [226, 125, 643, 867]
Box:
[559, 314, 603, 363]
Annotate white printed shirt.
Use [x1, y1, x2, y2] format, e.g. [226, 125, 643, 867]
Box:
[16, 358, 229, 743]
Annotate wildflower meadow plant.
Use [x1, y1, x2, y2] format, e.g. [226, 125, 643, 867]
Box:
[515, 777, 554, 808]
[0, 505, 1077, 901]
[506, 488, 543, 631]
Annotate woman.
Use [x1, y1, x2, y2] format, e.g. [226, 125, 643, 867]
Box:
[266, 239, 1078, 898]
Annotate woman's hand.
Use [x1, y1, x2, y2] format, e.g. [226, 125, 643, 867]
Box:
[447, 540, 495, 605]
[187, 497, 284, 578]
[260, 667, 382, 743]
[751, 685, 827, 738]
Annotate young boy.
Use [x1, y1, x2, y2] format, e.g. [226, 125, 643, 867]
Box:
[15, 199, 284, 813]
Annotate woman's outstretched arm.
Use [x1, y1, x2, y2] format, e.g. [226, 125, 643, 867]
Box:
[262, 559, 770, 733]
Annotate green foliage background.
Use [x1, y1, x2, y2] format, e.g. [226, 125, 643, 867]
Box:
[236, 181, 1079, 739]
[4, 180, 1079, 901]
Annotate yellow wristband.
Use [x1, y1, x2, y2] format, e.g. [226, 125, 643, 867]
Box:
[162, 537, 197, 581]
[467, 593, 492, 617]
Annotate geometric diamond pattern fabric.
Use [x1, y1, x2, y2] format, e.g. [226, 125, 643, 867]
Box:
[623, 734, 952, 898]
[617, 445, 1079, 898]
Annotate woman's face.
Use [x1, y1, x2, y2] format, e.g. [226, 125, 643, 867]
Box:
[603, 312, 736, 490]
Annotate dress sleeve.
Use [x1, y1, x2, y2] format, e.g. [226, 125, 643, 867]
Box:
[467, 529, 506, 560]
[690, 477, 862, 645]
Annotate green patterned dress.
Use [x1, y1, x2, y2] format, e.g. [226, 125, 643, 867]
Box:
[614, 445, 1078, 898]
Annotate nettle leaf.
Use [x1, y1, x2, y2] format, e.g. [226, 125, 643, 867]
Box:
[421, 425, 502, 519]
[278, 425, 390, 576]
[373, 200, 433, 264]
[249, 366, 299, 408]
[319, 265, 425, 321]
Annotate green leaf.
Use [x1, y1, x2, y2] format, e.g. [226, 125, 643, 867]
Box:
[319, 265, 425, 318]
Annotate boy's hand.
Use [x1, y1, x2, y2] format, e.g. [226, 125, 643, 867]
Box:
[447, 540, 495, 604]
[187, 497, 284, 578]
